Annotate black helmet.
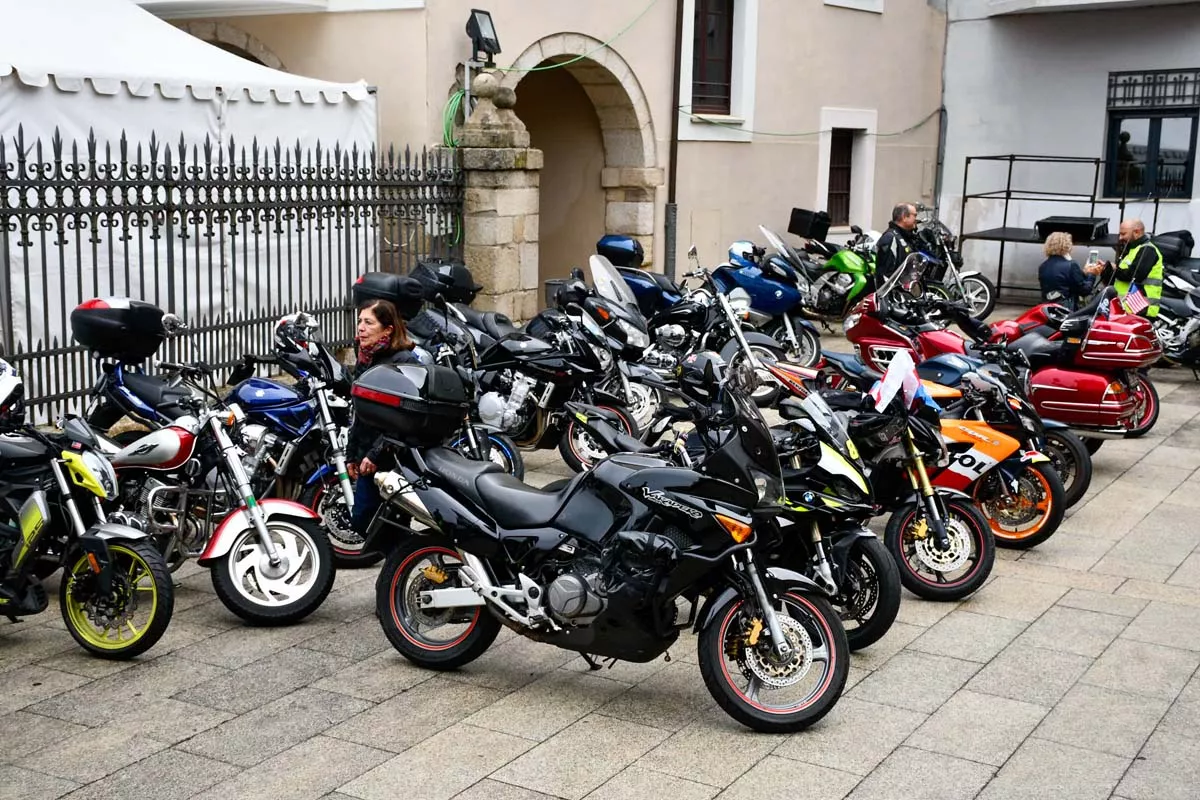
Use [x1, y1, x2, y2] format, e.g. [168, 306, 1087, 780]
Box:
[676, 350, 726, 403]
[553, 278, 590, 308]
[0, 359, 26, 432]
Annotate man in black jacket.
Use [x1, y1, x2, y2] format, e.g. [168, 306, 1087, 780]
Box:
[875, 202, 920, 286]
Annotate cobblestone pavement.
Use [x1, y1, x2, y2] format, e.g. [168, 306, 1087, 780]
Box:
[2, 310, 1199, 800]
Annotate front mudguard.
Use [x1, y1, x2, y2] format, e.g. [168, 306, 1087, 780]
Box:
[74, 522, 150, 593]
[825, 526, 881, 584]
[196, 499, 320, 566]
[695, 566, 827, 634]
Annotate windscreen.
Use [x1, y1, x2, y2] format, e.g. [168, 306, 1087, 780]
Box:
[759, 226, 806, 270]
[799, 392, 851, 451]
[588, 255, 641, 311]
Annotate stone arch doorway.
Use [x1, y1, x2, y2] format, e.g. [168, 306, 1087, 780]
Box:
[175, 21, 287, 71]
[503, 35, 661, 286]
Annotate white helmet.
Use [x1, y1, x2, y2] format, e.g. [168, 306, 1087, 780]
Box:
[0, 359, 25, 430]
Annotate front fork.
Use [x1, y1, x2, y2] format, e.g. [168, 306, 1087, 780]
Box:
[47, 462, 113, 591]
[314, 387, 355, 511]
[210, 418, 282, 566]
[781, 314, 803, 355]
[737, 550, 793, 660]
[904, 434, 951, 550]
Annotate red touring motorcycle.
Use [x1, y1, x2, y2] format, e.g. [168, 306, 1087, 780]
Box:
[844, 261, 1162, 449]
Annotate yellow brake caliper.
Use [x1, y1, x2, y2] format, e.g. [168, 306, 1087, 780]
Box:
[421, 564, 448, 585]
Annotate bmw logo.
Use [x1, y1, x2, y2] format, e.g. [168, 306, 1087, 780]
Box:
[803, 492, 816, 503]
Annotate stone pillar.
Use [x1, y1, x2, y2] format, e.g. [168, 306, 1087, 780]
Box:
[457, 71, 543, 321]
[602, 167, 664, 267]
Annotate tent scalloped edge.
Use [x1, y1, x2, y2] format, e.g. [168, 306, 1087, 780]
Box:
[0, 64, 369, 105]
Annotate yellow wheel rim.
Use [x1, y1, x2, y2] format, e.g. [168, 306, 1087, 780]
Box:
[63, 544, 158, 651]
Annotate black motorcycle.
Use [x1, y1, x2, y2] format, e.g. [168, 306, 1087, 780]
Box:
[353, 359, 849, 733]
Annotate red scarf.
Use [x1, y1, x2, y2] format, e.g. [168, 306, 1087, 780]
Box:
[357, 337, 391, 367]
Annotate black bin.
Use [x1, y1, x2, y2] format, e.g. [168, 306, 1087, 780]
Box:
[411, 258, 483, 305]
[352, 272, 426, 320]
[350, 362, 470, 446]
[788, 208, 832, 242]
[70, 297, 167, 362]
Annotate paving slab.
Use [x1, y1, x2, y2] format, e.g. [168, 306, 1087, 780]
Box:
[977, 738, 1130, 800]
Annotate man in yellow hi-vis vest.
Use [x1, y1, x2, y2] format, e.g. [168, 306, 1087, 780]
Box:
[1085, 218, 1163, 318]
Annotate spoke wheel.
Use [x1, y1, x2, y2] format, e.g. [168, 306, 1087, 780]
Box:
[61, 540, 174, 660]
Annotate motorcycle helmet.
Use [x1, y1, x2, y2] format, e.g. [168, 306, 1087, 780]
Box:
[728, 240, 759, 269]
[0, 359, 25, 432]
[274, 312, 320, 355]
[553, 277, 590, 308]
[676, 350, 726, 404]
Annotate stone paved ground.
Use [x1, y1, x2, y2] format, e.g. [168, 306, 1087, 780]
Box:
[3, 308, 1200, 800]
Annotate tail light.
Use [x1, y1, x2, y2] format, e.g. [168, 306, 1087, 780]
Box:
[1104, 380, 1129, 400]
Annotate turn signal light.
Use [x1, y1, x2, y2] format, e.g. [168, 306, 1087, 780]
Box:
[716, 514, 752, 543]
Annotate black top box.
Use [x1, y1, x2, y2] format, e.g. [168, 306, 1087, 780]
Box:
[350, 362, 470, 446]
[411, 258, 483, 305]
[352, 272, 426, 320]
[71, 297, 167, 362]
[788, 208, 832, 243]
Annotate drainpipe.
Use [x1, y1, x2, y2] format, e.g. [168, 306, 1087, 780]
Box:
[665, 0, 685, 281]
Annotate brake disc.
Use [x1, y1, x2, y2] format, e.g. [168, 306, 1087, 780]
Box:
[912, 517, 972, 573]
[741, 615, 815, 689]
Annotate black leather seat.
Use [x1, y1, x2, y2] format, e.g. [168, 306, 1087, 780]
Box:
[475, 471, 576, 529]
[1159, 295, 1193, 317]
[822, 351, 882, 390]
[1006, 332, 1063, 368]
[422, 447, 504, 509]
[483, 313, 521, 341]
[121, 372, 192, 418]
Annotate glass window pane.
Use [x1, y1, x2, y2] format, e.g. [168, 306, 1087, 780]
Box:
[1113, 118, 1151, 196]
[1157, 117, 1194, 198]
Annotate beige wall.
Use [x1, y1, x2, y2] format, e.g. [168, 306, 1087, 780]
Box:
[177, 0, 945, 272]
[513, 68, 607, 284]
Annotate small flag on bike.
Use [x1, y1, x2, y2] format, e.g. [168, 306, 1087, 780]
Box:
[869, 350, 921, 411]
[1121, 285, 1149, 315]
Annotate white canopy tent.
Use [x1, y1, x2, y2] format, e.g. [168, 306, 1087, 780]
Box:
[0, 0, 381, 408]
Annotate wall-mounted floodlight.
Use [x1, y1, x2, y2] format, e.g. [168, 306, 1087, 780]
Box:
[466, 9, 501, 68]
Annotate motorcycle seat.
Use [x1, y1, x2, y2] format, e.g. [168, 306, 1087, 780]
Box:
[121, 371, 193, 418]
[452, 304, 522, 341]
[422, 446, 505, 508]
[475, 470, 580, 529]
[1006, 332, 1063, 367]
[1159, 295, 1194, 317]
[822, 350, 882, 380]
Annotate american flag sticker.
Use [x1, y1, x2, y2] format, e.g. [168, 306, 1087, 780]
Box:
[1122, 285, 1149, 315]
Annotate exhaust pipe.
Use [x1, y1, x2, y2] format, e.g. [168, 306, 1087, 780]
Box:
[374, 471, 439, 529]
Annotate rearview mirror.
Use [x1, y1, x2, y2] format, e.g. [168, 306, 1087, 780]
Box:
[570, 267, 585, 280]
[851, 225, 863, 235]
[687, 245, 698, 259]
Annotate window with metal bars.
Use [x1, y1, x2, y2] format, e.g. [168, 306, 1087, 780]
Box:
[692, 0, 734, 115]
[827, 129, 854, 226]
[1104, 69, 1199, 199]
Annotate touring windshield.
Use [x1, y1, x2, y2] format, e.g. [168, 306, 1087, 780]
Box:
[759, 225, 805, 269]
[877, 252, 929, 300]
[588, 255, 641, 312]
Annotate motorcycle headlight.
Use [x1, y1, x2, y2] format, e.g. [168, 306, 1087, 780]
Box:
[590, 343, 614, 370]
[750, 466, 785, 504]
[81, 450, 119, 500]
[617, 319, 649, 350]
[843, 313, 861, 333]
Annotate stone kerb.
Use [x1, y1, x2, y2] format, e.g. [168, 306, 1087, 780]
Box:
[458, 71, 543, 321]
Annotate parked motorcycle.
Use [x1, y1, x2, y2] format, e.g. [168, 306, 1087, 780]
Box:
[844, 260, 1163, 442]
[355, 357, 850, 733]
[912, 205, 997, 320]
[70, 299, 336, 625]
[0, 363, 174, 658]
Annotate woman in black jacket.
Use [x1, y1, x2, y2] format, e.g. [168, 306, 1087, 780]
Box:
[346, 298, 419, 533]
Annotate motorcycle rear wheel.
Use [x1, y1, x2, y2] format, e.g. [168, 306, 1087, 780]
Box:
[376, 535, 501, 670]
[560, 405, 639, 473]
[698, 590, 848, 733]
[957, 274, 998, 321]
[61, 540, 174, 660]
[1125, 375, 1160, 438]
[447, 428, 525, 480]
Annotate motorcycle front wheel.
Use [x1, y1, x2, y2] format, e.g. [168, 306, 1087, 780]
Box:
[211, 518, 335, 626]
[1042, 429, 1093, 509]
[728, 343, 786, 407]
[698, 590, 848, 733]
[957, 274, 998, 321]
[767, 318, 821, 368]
[837, 537, 901, 651]
[972, 462, 1065, 549]
[559, 405, 639, 473]
[299, 478, 384, 569]
[885, 496, 995, 601]
[61, 540, 174, 660]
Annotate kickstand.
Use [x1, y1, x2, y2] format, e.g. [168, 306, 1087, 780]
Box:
[1192, 368, 1200, 382]
[5, 616, 19, 624]
[580, 653, 603, 671]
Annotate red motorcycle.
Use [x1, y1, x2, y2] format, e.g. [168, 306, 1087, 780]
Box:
[843, 259, 1161, 444]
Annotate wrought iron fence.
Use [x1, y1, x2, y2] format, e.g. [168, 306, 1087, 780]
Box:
[0, 127, 463, 422]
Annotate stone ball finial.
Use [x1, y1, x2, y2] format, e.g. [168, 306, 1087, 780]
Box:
[471, 71, 499, 100]
[494, 85, 517, 110]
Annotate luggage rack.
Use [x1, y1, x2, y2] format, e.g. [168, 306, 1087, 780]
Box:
[957, 154, 1166, 298]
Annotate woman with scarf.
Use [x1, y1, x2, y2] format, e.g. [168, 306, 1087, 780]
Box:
[345, 298, 419, 534]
